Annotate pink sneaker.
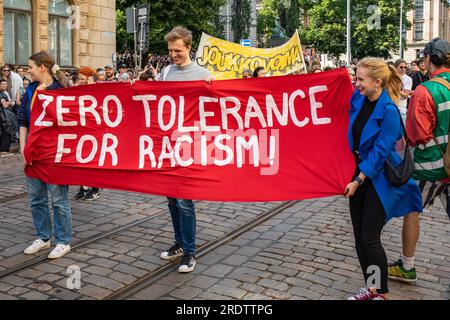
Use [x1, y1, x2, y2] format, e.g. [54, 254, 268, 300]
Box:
[347, 287, 386, 300]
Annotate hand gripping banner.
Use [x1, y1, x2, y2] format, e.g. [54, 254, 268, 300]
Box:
[24, 69, 355, 201]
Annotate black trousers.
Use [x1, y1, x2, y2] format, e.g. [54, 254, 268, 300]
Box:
[349, 180, 388, 294]
[0, 128, 11, 151]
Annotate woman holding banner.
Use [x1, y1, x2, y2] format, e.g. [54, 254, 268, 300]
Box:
[344, 57, 422, 300]
[17, 51, 73, 259]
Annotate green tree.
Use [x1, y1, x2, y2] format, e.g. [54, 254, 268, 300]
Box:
[116, 8, 133, 52]
[298, 0, 316, 28]
[116, 0, 225, 54]
[257, 0, 277, 47]
[302, 0, 346, 58]
[116, 0, 147, 52]
[278, 0, 300, 37]
[231, 0, 252, 43]
[257, 0, 315, 47]
[211, 12, 226, 40]
[302, 0, 414, 59]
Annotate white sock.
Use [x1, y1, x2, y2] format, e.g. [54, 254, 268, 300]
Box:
[401, 255, 415, 270]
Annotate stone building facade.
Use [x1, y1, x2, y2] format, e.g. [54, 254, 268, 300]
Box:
[220, 0, 257, 45]
[404, 0, 450, 62]
[0, 0, 116, 69]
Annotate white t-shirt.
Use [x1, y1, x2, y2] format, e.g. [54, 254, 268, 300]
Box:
[398, 74, 412, 111]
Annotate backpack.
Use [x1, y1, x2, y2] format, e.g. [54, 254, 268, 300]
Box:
[430, 77, 450, 176]
[0, 107, 13, 151]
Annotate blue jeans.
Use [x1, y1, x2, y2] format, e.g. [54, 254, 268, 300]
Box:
[167, 198, 196, 254]
[27, 177, 72, 245]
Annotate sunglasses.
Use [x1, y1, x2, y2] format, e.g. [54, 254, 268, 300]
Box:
[399, 66, 407, 70]
[2, 69, 10, 72]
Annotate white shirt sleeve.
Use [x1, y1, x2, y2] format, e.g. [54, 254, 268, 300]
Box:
[402, 75, 412, 91]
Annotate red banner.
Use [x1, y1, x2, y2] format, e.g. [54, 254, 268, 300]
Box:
[24, 68, 355, 201]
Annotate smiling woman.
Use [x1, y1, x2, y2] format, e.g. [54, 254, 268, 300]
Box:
[345, 57, 422, 301]
[355, 58, 402, 106]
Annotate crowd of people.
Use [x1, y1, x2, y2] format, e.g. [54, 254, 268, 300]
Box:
[0, 25, 449, 300]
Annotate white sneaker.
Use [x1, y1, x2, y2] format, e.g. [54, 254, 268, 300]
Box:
[48, 244, 71, 259]
[24, 239, 51, 255]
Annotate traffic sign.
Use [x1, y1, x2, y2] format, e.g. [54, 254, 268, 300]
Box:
[125, 7, 135, 33]
[137, 4, 149, 24]
[240, 39, 251, 47]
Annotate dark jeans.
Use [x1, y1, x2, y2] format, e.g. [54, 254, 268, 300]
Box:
[167, 198, 196, 254]
[0, 130, 10, 151]
[349, 180, 388, 294]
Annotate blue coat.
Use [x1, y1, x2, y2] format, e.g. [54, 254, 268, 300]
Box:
[348, 90, 422, 221]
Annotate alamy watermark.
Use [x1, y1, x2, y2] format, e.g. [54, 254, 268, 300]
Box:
[66, 5, 81, 30]
[366, 265, 381, 290]
[367, 5, 381, 30]
[66, 264, 81, 290]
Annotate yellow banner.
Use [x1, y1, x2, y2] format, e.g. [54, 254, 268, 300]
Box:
[195, 31, 306, 80]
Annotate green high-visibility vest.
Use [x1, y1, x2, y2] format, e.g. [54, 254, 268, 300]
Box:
[413, 72, 450, 181]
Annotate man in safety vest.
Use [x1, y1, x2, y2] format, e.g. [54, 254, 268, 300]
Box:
[388, 38, 450, 283]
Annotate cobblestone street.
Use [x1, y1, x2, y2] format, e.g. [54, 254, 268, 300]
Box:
[0, 153, 449, 300]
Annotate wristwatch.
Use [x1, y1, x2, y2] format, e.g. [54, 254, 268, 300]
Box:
[354, 176, 364, 185]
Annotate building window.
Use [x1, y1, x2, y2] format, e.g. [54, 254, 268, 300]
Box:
[414, 0, 424, 20]
[414, 22, 423, 41]
[49, 0, 73, 66]
[4, 0, 32, 65]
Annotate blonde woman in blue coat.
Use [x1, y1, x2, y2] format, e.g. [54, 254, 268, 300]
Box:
[344, 58, 422, 300]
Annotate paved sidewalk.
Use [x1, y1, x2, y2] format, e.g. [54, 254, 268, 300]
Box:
[132, 198, 450, 300]
[0, 153, 449, 300]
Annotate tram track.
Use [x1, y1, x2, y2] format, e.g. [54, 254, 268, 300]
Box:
[0, 176, 26, 185]
[0, 200, 299, 300]
[0, 176, 28, 203]
[104, 200, 299, 300]
[0, 210, 169, 280]
[0, 192, 28, 204]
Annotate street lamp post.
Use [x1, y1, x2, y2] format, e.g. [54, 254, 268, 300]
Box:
[400, 0, 404, 59]
[226, 0, 230, 41]
[347, 0, 351, 66]
[133, 6, 138, 73]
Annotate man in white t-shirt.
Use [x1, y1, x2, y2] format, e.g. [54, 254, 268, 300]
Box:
[157, 26, 211, 274]
[395, 59, 412, 123]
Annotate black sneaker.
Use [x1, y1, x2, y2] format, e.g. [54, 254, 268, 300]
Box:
[178, 253, 196, 273]
[84, 188, 100, 201]
[75, 186, 86, 199]
[160, 243, 183, 260]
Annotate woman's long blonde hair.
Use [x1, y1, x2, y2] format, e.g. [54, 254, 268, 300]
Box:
[357, 57, 402, 105]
